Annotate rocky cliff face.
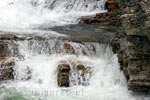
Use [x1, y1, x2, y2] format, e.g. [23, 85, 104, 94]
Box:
[82, 0, 150, 92]
[119, 0, 150, 36]
[113, 0, 150, 92]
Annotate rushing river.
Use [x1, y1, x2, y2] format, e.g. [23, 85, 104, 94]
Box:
[0, 0, 150, 100]
[0, 0, 106, 31]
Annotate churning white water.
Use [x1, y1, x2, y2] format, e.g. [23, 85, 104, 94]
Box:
[0, 39, 149, 100]
[0, 0, 150, 100]
[0, 0, 106, 31]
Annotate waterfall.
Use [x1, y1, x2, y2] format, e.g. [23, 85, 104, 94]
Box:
[1, 37, 147, 100]
[0, 0, 149, 100]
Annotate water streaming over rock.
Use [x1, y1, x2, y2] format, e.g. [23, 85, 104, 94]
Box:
[0, 38, 149, 100]
[0, 0, 150, 100]
[0, 0, 106, 31]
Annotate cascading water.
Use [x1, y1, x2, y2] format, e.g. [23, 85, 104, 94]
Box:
[0, 0, 106, 31]
[0, 0, 150, 100]
[0, 38, 149, 100]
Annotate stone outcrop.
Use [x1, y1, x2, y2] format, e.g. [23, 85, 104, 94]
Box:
[79, 12, 121, 26]
[127, 36, 150, 92]
[118, 0, 150, 36]
[111, 31, 129, 80]
[112, 0, 150, 92]
[79, 0, 121, 26]
[52, 25, 124, 43]
[113, 33, 150, 92]
[57, 60, 92, 87]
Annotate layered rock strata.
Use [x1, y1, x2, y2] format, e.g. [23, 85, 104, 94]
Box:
[79, 0, 121, 26]
[112, 0, 150, 92]
[80, 0, 150, 92]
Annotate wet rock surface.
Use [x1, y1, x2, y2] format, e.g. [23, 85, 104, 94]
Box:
[0, 60, 15, 81]
[79, 11, 121, 26]
[57, 61, 70, 87]
[57, 60, 92, 87]
[0, 31, 110, 84]
[79, 0, 121, 26]
[0, 35, 19, 81]
[0, 24, 125, 88]
[51, 24, 124, 43]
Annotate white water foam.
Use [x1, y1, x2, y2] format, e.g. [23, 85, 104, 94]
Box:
[0, 40, 149, 100]
[0, 0, 149, 100]
[0, 0, 107, 31]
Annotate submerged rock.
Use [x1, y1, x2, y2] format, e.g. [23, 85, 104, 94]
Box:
[64, 42, 76, 54]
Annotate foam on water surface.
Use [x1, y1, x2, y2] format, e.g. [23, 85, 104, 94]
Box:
[0, 0, 149, 100]
[0, 40, 149, 100]
[0, 0, 106, 32]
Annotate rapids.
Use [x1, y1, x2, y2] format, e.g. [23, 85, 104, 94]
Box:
[0, 0, 106, 31]
[0, 0, 149, 100]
